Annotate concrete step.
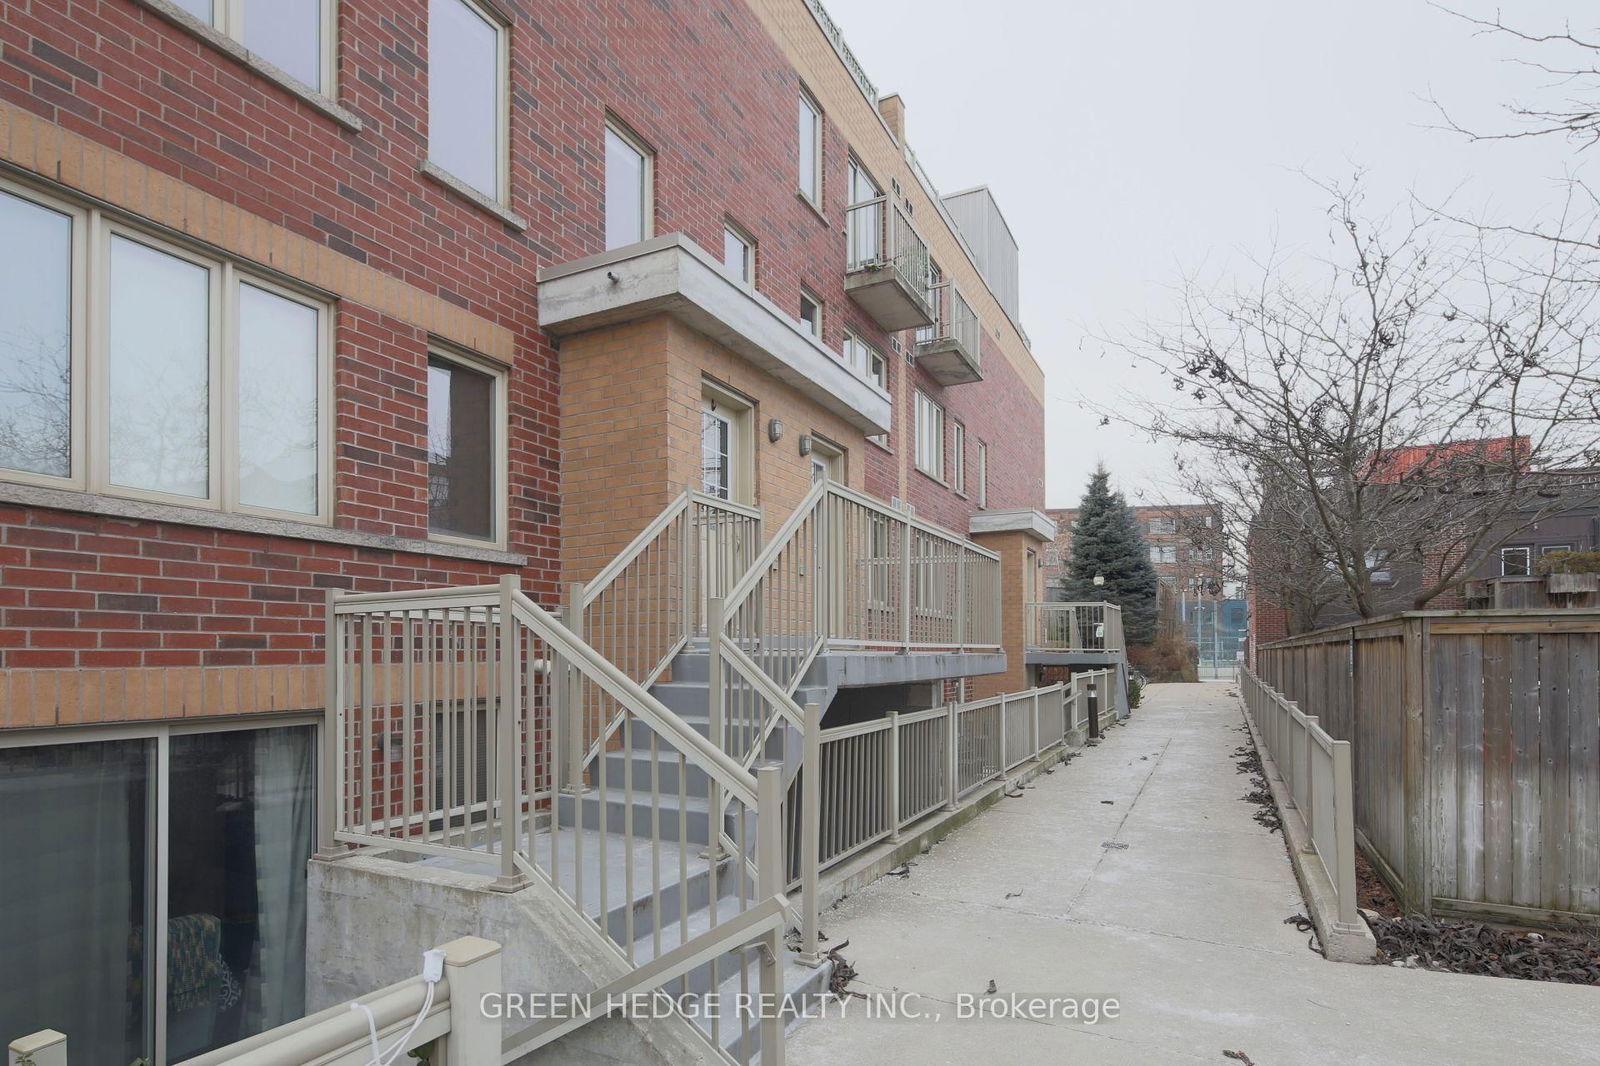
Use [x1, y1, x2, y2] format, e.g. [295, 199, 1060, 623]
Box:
[558, 785, 759, 847]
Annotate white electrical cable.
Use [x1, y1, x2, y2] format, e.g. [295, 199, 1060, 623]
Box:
[351, 950, 445, 1066]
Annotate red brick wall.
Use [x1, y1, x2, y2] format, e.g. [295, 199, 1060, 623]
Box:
[0, 0, 1044, 684]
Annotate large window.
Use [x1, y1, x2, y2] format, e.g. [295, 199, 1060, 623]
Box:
[170, 0, 335, 94]
[427, 350, 504, 544]
[845, 158, 881, 266]
[0, 187, 74, 481]
[0, 182, 330, 520]
[605, 122, 653, 249]
[798, 90, 823, 205]
[1501, 546, 1532, 576]
[0, 723, 315, 1066]
[428, 0, 506, 201]
[914, 389, 944, 480]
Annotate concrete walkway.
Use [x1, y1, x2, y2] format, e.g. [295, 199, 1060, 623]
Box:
[787, 683, 1600, 1066]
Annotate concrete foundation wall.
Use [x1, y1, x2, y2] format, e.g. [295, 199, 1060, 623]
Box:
[308, 855, 720, 1066]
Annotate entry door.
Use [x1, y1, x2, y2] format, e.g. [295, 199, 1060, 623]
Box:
[699, 398, 751, 627]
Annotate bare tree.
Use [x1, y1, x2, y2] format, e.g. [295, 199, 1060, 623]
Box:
[1102, 182, 1600, 626]
[1434, 7, 1600, 150]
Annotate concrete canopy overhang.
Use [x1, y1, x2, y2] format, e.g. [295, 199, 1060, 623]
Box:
[537, 234, 893, 436]
[968, 507, 1058, 543]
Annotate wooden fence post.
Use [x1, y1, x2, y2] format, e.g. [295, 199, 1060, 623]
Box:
[1401, 615, 1433, 915]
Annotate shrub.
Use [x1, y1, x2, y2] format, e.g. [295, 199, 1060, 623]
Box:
[1129, 633, 1198, 683]
[1127, 674, 1145, 708]
[1535, 549, 1600, 575]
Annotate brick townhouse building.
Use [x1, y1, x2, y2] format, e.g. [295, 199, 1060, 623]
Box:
[0, 0, 1054, 1061]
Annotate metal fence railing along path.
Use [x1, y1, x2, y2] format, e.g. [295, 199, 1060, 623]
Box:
[1239, 666, 1359, 931]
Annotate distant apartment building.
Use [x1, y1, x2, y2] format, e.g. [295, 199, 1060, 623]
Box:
[1042, 502, 1227, 604]
[0, 1, 1056, 1061]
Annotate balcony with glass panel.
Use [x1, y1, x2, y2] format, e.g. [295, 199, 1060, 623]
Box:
[843, 196, 935, 332]
[914, 281, 983, 385]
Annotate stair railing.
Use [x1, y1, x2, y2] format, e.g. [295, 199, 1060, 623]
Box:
[711, 479, 1002, 770]
[320, 577, 787, 1066]
[566, 489, 762, 783]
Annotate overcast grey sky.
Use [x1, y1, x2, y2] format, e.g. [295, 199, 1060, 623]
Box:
[826, 0, 1596, 508]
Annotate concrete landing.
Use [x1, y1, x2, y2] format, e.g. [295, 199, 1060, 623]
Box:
[786, 683, 1600, 1066]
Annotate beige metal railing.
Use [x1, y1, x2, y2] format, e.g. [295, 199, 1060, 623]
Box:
[568, 490, 761, 784]
[713, 479, 1002, 770]
[155, 938, 501, 1066]
[845, 195, 932, 307]
[785, 671, 1119, 961]
[1026, 602, 1126, 654]
[322, 579, 787, 1066]
[1239, 666, 1359, 929]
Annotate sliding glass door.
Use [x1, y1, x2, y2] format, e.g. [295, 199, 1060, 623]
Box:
[0, 721, 315, 1065]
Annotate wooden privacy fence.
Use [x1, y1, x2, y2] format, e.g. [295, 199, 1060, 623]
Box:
[1257, 611, 1600, 929]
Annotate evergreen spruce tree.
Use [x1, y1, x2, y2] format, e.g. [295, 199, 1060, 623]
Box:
[1063, 466, 1159, 645]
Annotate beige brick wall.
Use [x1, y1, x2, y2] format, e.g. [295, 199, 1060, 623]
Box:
[561, 314, 868, 586]
[1, 664, 321, 729]
[969, 529, 1041, 699]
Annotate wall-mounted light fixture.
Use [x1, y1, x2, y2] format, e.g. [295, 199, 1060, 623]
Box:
[798, 435, 814, 456]
[768, 418, 784, 443]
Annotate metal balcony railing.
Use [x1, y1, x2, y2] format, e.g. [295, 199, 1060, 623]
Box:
[1025, 602, 1126, 654]
[916, 282, 982, 382]
[844, 196, 933, 324]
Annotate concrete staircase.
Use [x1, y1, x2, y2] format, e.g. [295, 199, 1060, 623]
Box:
[552, 643, 834, 1059]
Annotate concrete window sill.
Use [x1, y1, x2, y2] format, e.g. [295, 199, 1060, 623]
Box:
[420, 162, 529, 232]
[131, 0, 364, 133]
[0, 480, 530, 567]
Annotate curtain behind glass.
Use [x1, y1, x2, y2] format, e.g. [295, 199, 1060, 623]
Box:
[167, 726, 314, 1059]
[0, 741, 151, 1064]
[248, 727, 313, 1029]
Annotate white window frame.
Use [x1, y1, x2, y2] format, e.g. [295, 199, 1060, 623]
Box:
[1500, 546, 1532, 576]
[809, 433, 845, 485]
[951, 420, 966, 495]
[799, 288, 823, 339]
[605, 118, 655, 249]
[0, 177, 334, 523]
[722, 219, 754, 284]
[426, 345, 509, 549]
[0, 178, 87, 492]
[166, 0, 339, 96]
[914, 389, 945, 482]
[976, 440, 988, 508]
[798, 88, 824, 207]
[0, 712, 319, 1066]
[1149, 516, 1177, 535]
[427, 0, 511, 204]
[701, 380, 755, 505]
